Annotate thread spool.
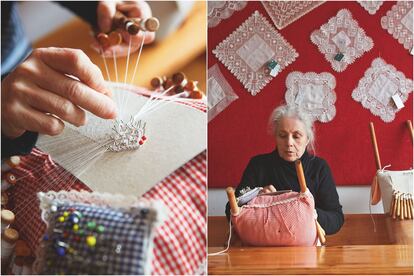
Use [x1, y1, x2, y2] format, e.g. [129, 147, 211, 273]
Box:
[1, 209, 15, 232]
[150, 76, 163, 89]
[1, 156, 20, 172]
[97, 33, 111, 49]
[1, 173, 17, 192]
[1, 228, 19, 261]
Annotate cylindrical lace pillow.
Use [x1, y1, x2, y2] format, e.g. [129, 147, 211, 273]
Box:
[232, 190, 318, 246]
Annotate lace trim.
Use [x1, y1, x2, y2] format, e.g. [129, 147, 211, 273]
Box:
[33, 190, 168, 274]
[208, 1, 248, 28]
[381, 1, 413, 52]
[310, 9, 374, 72]
[213, 10, 298, 96]
[351, 57, 413, 123]
[208, 64, 239, 121]
[357, 1, 384, 15]
[261, 1, 325, 29]
[285, 71, 337, 123]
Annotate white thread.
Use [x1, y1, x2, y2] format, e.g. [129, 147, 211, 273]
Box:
[208, 218, 233, 256]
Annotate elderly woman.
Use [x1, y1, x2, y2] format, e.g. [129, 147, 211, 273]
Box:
[226, 104, 344, 235]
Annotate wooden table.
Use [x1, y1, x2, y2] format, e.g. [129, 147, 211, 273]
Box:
[33, 2, 206, 91]
[208, 215, 413, 274]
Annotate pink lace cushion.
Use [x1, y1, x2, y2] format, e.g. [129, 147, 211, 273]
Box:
[232, 191, 318, 246]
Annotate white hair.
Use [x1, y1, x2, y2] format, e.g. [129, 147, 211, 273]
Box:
[269, 105, 316, 154]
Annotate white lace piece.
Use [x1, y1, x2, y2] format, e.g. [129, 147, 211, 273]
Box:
[357, 1, 384, 15]
[213, 10, 299, 96]
[208, 1, 248, 28]
[310, 9, 374, 72]
[352, 57, 413, 123]
[33, 190, 168, 274]
[285, 72, 337, 123]
[241, 190, 313, 209]
[261, 1, 325, 29]
[381, 1, 413, 52]
[208, 64, 239, 122]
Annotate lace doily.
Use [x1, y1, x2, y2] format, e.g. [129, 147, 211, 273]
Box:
[208, 64, 239, 122]
[213, 10, 299, 96]
[352, 57, 413, 123]
[34, 190, 167, 275]
[357, 1, 384, 15]
[310, 9, 374, 72]
[261, 1, 325, 29]
[208, 1, 248, 28]
[285, 72, 337, 123]
[381, 1, 413, 53]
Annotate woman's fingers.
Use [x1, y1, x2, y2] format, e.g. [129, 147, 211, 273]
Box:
[97, 1, 118, 33]
[259, 185, 277, 194]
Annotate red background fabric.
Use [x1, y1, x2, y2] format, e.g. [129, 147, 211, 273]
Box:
[208, 1, 413, 188]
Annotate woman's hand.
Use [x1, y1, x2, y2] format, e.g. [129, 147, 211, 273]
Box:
[1, 47, 117, 138]
[96, 1, 155, 57]
[259, 185, 277, 194]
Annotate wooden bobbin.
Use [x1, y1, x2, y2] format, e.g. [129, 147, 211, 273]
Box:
[1, 156, 20, 172]
[295, 160, 326, 245]
[392, 192, 399, 219]
[108, 31, 123, 46]
[389, 191, 396, 216]
[1, 193, 9, 207]
[97, 33, 111, 49]
[114, 11, 160, 34]
[407, 120, 413, 143]
[15, 240, 31, 257]
[150, 76, 164, 89]
[226, 187, 239, 215]
[369, 122, 382, 170]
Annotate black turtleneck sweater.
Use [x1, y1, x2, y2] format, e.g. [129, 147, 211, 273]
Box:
[225, 150, 344, 235]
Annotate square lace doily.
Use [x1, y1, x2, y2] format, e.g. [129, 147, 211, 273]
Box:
[213, 10, 298, 96]
[285, 72, 337, 123]
[310, 9, 374, 72]
[208, 1, 248, 28]
[208, 64, 239, 121]
[357, 1, 384, 15]
[261, 1, 325, 29]
[381, 1, 413, 53]
[352, 57, 413, 123]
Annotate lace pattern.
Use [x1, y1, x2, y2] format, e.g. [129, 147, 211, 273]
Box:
[381, 1, 413, 52]
[357, 1, 384, 15]
[352, 57, 413, 123]
[261, 1, 325, 29]
[310, 9, 374, 72]
[213, 10, 299, 96]
[208, 1, 248, 28]
[285, 72, 337, 123]
[208, 64, 239, 122]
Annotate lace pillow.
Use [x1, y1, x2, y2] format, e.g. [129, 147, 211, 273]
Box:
[352, 57, 413, 123]
[261, 1, 325, 29]
[310, 9, 374, 72]
[208, 64, 239, 122]
[357, 1, 384, 15]
[285, 72, 336, 123]
[33, 191, 167, 275]
[213, 10, 298, 96]
[381, 1, 413, 53]
[208, 1, 248, 28]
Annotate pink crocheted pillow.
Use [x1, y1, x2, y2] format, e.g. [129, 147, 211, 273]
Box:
[232, 190, 318, 246]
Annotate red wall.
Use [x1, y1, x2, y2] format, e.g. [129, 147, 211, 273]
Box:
[208, 1, 413, 188]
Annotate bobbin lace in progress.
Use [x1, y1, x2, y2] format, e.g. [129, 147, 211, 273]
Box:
[381, 1, 413, 53]
[285, 72, 336, 123]
[352, 58, 413, 123]
[107, 118, 147, 152]
[208, 1, 247, 28]
[357, 1, 384, 15]
[261, 1, 325, 29]
[213, 10, 298, 96]
[310, 9, 374, 72]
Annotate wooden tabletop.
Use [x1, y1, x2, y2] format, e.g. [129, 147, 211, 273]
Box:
[33, 2, 206, 91]
[209, 245, 413, 275]
[208, 215, 413, 274]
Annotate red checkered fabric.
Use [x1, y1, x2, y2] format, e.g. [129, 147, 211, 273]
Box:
[5, 95, 206, 275]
